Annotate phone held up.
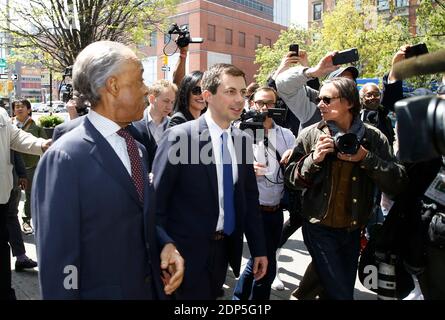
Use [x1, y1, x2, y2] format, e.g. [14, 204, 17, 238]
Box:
[332, 48, 359, 65]
[289, 44, 299, 57]
[405, 43, 428, 59]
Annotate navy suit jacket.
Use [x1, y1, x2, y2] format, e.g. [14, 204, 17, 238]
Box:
[152, 115, 266, 295]
[52, 116, 85, 141]
[130, 118, 158, 172]
[32, 118, 172, 299]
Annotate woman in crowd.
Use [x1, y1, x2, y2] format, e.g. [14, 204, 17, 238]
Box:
[168, 70, 205, 128]
[12, 99, 47, 234]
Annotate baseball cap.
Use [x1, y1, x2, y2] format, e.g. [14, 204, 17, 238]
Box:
[327, 66, 359, 80]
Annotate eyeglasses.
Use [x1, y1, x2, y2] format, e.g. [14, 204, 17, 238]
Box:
[364, 92, 381, 98]
[191, 86, 202, 95]
[254, 100, 276, 108]
[315, 96, 341, 105]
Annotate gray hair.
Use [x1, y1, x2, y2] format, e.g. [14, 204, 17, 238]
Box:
[359, 82, 380, 99]
[72, 41, 135, 108]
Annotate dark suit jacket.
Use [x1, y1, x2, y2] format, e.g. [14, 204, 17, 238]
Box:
[33, 118, 172, 299]
[52, 116, 85, 141]
[130, 118, 158, 172]
[152, 115, 266, 297]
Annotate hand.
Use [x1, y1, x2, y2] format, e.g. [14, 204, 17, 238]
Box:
[252, 256, 268, 281]
[280, 149, 294, 166]
[18, 178, 28, 190]
[336, 145, 369, 162]
[389, 45, 409, 82]
[297, 49, 309, 67]
[312, 134, 335, 164]
[306, 51, 339, 79]
[42, 139, 52, 152]
[253, 161, 266, 176]
[160, 243, 184, 295]
[273, 53, 300, 79]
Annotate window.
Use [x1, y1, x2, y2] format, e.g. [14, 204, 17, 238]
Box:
[395, 0, 408, 7]
[239, 32, 245, 47]
[377, 0, 389, 10]
[313, 3, 322, 21]
[254, 35, 261, 49]
[265, 38, 271, 47]
[225, 28, 232, 45]
[149, 32, 157, 47]
[208, 24, 215, 41]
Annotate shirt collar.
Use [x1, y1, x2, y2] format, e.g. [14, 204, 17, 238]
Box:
[87, 109, 122, 138]
[204, 112, 232, 138]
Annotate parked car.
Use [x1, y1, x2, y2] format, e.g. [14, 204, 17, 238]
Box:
[31, 103, 41, 112]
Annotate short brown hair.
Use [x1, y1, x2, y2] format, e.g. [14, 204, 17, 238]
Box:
[323, 78, 361, 117]
[252, 86, 277, 102]
[201, 63, 246, 94]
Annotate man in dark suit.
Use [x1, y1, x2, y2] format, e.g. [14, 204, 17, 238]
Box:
[152, 63, 268, 300]
[32, 41, 184, 299]
[52, 115, 84, 141]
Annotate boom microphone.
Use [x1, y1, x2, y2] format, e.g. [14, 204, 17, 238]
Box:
[392, 49, 445, 80]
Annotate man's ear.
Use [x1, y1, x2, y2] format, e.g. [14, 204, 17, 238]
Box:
[202, 90, 212, 104]
[105, 75, 119, 97]
[148, 94, 156, 105]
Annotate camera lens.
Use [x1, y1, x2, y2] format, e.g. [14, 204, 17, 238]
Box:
[334, 132, 360, 154]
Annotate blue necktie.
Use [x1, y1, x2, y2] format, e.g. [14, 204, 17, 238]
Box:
[221, 132, 235, 235]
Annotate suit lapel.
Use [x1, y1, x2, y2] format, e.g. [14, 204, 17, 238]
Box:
[83, 118, 142, 206]
[198, 116, 219, 202]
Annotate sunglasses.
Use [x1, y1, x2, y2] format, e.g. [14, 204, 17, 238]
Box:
[191, 86, 202, 95]
[316, 96, 341, 105]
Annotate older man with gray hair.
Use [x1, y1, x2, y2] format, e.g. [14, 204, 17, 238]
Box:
[32, 41, 184, 299]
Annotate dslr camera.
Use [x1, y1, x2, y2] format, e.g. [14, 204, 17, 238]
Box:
[334, 132, 361, 154]
[59, 66, 73, 103]
[167, 23, 204, 48]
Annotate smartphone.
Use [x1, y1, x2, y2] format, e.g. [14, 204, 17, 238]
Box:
[332, 48, 359, 65]
[289, 44, 299, 57]
[405, 43, 428, 59]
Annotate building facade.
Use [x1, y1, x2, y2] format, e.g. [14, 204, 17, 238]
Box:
[141, 0, 286, 85]
[308, 0, 419, 35]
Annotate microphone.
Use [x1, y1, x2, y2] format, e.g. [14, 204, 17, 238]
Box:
[392, 49, 445, 80]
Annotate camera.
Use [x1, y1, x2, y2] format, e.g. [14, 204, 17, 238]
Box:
[167, 23, 204, 48]
[59, 66, 73, 103]
[334, 132, 360, 154]
[239, 108, 286, 142]
[405, 43, 428, 59]
[395, 96, 445, 162]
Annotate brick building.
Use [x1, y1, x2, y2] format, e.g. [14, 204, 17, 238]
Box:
[140, 0, 287, 85]
[308, 0, 419, 35]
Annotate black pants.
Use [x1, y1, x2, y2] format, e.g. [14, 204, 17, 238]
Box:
[278, 190, 303, 248]
[6, 188, 26, 257]
[0, 203, 15, 300]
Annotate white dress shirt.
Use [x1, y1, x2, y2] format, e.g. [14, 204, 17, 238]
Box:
[205, 112, 238, 232]
[88, 110, 134, 176]
[145, 107, 170, 144]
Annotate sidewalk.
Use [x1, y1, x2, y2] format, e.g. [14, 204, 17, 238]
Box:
[11, 201, 376, 300]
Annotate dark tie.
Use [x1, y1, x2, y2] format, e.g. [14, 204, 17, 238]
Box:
[117, 128, 144, 202]
[221, 132, 235, 235]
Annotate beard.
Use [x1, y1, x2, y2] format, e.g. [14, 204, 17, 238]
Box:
[364, 100, 380, 110]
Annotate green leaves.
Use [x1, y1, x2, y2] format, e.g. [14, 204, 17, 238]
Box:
[38, 114, 65, 128]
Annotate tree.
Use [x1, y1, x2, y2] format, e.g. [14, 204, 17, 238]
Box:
[254, 26, 310, 85]
[254, 0, 413, 83]
[0, 0, 178, 72]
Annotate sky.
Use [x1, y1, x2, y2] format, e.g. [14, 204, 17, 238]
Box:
[290, 0, 309, 28]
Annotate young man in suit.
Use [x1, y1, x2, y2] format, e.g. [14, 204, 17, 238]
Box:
[132, 80, 177, 172]
[152, 63, 268, 300]
[32, 41, 184, 299]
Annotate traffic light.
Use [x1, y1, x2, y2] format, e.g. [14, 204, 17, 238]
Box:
[162, 55, 168, 66]
[7, 80, 13, 92]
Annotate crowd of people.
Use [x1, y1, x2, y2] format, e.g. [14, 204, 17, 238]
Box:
[0, 40, 444, 300]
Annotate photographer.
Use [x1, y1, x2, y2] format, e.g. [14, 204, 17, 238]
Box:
[233, 87, 295, 300]
[285, 77, 407, 299]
